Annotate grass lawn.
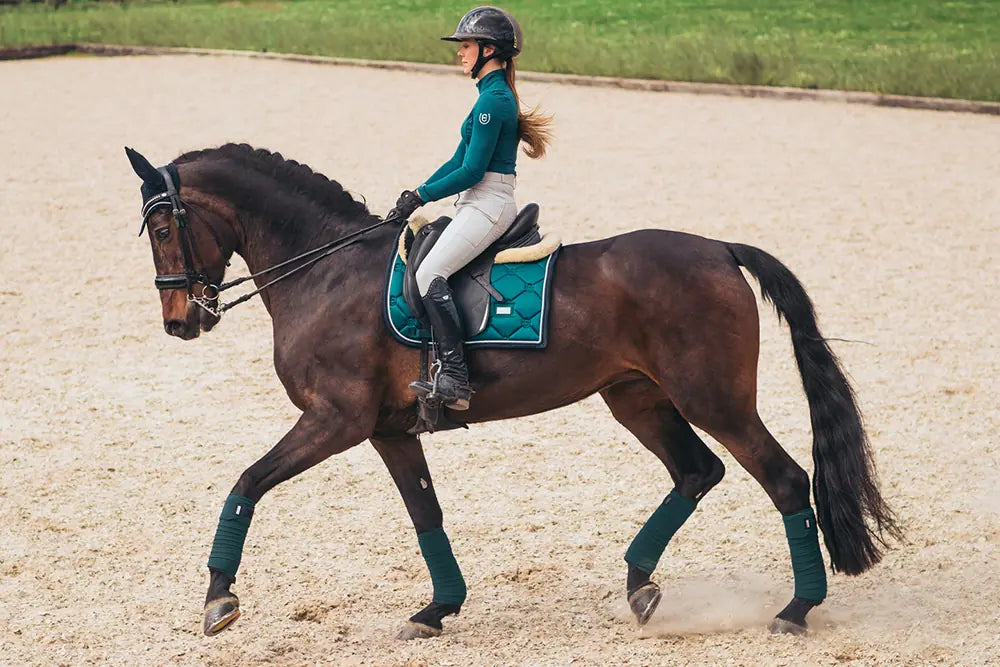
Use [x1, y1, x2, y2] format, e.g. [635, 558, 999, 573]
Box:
[2, 0, 998, 101]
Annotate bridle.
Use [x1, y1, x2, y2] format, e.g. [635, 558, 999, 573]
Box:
[140, 166, 219, 298]
[140, 165, 397, 319]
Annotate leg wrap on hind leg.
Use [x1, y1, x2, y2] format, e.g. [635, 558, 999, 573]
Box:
[782, 507, 827, 602]
[207, 494, 255, 578]
[625, 489, 697, 573]
[418, 527, 467, 606]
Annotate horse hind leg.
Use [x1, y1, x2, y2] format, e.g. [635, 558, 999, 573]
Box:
[681, 398, 826, 634]
[600, 377, 725, 627]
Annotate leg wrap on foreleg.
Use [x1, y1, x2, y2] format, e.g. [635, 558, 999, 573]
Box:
[782, 507, 827, 602]
[418, 527, 467, 606]
[625, 489, 697, 573]
[207, 494, 255, 578]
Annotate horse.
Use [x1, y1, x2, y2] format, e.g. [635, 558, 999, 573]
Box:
[124, 143, 900, 640]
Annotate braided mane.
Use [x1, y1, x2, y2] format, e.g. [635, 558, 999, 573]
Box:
[177, 143, 370, 216]
[174, 144, 375, 249]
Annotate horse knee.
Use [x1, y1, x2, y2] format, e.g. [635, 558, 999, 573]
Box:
[233, 463, 272, 501]
[232, 472, 259, 500]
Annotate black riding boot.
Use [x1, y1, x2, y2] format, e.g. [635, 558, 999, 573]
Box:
[409, 278, 474, 410]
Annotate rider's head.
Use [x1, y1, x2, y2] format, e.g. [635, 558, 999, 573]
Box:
[442, 6, 522, 79]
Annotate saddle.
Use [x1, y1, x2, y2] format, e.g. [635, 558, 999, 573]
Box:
[402, 203, 542, 336]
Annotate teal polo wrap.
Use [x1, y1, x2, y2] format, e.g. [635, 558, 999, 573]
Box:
[418, 527, 467, 606]
[207, 493, 255, 578]
[782, 507, 828, 602]
[624, 489, 697, 573]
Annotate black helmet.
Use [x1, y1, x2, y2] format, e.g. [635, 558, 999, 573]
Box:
[442, 6, 523, 59]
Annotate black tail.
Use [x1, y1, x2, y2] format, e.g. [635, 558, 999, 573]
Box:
[727, 242, 902, 575]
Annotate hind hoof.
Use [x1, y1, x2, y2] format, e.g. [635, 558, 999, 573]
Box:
[769, 617, 808, 635]
[628, 582, 662, 626]
[396, 621, 442, 640]
[204, 596, 241, 636]
[770, 596, 818, 635]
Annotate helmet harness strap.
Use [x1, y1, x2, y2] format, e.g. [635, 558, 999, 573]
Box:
[470, 41, 500, 79]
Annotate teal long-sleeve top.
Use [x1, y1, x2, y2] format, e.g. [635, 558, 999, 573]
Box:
[417, 69, 519, 203]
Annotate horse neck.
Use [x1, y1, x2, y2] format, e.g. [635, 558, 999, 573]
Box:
[237, 209, 357, 279]
[192, 167, 377, 291]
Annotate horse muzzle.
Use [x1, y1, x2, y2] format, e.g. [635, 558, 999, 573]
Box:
[164, 318, 200, 340]
[199, 307, 221, 332]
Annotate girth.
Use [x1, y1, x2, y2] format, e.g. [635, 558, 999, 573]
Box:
[402, 203, 541, 337]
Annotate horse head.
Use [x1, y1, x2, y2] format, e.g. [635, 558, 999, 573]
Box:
[125, 146, 232, 340]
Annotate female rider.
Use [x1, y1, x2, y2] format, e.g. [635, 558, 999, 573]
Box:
[392, 6, 552, 411]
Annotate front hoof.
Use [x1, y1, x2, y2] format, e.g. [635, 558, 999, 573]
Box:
[769, 617, 808, 635]
[396, 621, 442, 640]
[204, 596, 241, 636]
[628, 582, 662, 626]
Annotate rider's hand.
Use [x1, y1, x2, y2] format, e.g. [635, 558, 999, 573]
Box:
[392, 189, 424, 221]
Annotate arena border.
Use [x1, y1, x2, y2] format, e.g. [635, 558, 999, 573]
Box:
[0, 43, 75, 60]
[3, 42, 999, 116]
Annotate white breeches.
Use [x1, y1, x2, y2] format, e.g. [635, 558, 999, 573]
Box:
[415, 172, 517, 296]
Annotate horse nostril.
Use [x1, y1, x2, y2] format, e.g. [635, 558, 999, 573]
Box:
[164, 319, 187, 337]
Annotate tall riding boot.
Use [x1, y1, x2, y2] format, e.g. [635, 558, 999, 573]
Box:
[409, 277, 474, 410]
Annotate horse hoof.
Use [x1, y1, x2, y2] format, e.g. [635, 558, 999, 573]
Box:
[395, 621, 442, 640]
[769, 617, 808, 636]
[628, 582, 662, 626]
[203, 596, 241, 636]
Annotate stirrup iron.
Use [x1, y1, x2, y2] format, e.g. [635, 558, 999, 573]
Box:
[410, 358, 473, 411]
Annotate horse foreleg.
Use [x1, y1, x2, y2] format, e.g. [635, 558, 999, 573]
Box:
[203, 409, 368, 636]
[371, 434, 466, 640]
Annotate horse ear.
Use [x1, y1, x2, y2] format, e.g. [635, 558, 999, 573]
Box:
[124, 146, 162, 184]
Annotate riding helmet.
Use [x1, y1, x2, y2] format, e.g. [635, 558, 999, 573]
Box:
[442, 6, 523, 59]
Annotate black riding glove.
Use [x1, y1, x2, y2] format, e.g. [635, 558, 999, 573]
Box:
[392, 189, 424, 221]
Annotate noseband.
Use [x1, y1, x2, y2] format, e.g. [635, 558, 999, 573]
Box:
[139, 165, 398, 319]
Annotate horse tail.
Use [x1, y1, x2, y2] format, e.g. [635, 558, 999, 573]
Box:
[726, 242, 902, 575]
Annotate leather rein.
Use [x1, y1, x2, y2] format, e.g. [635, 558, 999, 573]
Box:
[140, 166, 397, 318]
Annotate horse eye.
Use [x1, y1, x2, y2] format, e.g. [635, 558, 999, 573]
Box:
[155, 227, 171, 241]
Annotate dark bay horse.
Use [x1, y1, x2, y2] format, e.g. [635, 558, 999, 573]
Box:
[125, 143, 899, 640]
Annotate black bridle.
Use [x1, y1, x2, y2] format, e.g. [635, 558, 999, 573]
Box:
[140, 167, 218, 296]
[140, 166, 397, 318]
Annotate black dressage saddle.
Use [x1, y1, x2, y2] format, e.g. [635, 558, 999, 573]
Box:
[402, 203, 541, 337]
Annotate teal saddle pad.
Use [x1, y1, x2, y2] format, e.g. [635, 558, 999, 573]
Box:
[384, 248, 560, 349]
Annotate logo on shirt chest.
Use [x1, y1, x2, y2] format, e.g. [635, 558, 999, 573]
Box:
[479, 112, 491, 125]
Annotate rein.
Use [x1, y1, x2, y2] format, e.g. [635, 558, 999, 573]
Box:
[141, 166, 397, 318]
